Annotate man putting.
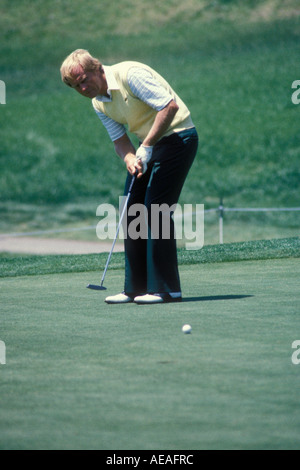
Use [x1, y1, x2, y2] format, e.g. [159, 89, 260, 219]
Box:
[60, 49, 198, 304]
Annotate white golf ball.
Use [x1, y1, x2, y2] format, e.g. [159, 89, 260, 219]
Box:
[182, 324, 192, 334]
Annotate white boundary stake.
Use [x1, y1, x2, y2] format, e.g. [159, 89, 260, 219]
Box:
[0, 340, 6, 365]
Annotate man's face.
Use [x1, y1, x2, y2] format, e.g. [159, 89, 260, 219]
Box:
[68, 64, 107, 98]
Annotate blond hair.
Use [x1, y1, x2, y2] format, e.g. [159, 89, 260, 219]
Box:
[60, 49, 102, 86]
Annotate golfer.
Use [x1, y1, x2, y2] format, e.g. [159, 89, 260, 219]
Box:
[60, 49, 198, 304]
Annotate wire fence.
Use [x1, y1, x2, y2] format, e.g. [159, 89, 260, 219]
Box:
[217, 203, 300, 244]
[0, 204, 299, 245]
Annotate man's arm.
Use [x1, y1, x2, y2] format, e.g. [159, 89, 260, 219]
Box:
[113, 134, 143, 177]
[142, 100, 179, 147]
[127, 67, 179, 175]
[134, 100, 179, 176]
[114, 100, 178, 178]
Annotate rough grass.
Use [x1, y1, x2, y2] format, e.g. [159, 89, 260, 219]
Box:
[0, 0, 299, 243]
[0, 237, 299, 278]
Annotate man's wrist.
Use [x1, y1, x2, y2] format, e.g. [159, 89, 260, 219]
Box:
[141, 141, 153, 148]
[124, 153, 135, 163]
[136, 144, 153, 174]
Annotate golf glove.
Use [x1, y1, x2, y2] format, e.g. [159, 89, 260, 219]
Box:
[136, 144, 153, 174]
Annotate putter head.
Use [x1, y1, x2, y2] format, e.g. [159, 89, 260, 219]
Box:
[86, 284, 107, 291]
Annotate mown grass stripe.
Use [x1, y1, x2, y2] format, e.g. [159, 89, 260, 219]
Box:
[0, 237, 299, 278]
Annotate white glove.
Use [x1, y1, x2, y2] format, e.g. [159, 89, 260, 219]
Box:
[136, 144, 153, 174]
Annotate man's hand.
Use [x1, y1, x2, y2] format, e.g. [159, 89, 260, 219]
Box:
[135, 144, 153, 175]
[124, 153, 143, 178]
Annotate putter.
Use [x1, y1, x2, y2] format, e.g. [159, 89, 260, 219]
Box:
[87, 171, 137, 290]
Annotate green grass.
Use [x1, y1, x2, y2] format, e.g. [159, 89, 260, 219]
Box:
[1, 255, 300, 449]
[0, 237, 299, 278]
[0, 1, 299, 244]
[1, 237, 299, 449]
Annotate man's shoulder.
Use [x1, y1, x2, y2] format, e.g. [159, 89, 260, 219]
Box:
[113, 60, 147, 68]
[111, 61, 148, 73]
[110, 62, 150, 89]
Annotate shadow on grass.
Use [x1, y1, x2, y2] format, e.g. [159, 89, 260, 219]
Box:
[182, 295, 253, 303]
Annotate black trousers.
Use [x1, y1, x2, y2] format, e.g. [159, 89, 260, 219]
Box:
[123, 127, 198, 297]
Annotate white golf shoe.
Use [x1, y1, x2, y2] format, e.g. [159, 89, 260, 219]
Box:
[105, 292, 133, 304]
[134, 293, 182, 304]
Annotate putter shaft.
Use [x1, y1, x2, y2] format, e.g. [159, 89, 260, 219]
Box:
[87, 173, 137, 290]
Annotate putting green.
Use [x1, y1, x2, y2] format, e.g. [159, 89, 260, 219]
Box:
[0, 258, 299, 449]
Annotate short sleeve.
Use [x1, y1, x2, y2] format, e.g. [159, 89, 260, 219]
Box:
[127, 67, 173, 111]
[93, 107, 126, 142]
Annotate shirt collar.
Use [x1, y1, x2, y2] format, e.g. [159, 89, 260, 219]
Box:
[94, 65, 119, 102]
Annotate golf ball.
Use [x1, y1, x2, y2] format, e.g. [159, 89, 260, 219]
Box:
[182, 324, 192, 334]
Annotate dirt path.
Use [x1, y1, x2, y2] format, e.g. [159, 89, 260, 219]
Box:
[0, 237, 124, 255]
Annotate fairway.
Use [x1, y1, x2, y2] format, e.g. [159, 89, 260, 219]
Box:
[1, 257, 299, 450]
